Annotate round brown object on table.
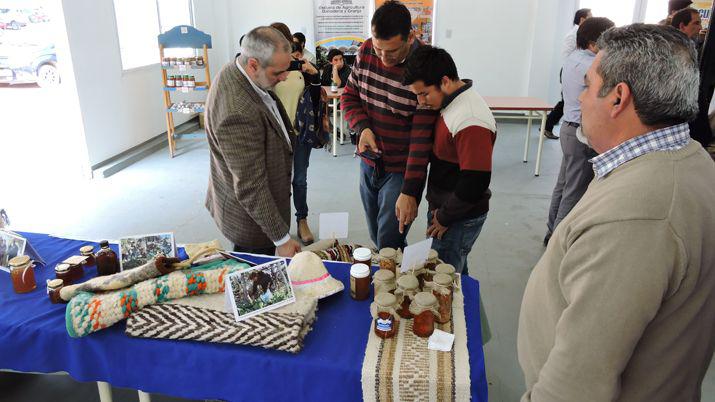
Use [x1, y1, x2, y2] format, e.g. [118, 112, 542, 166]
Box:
[371, 292, 400, 339]
[395, 274, 419, 319]
[9, 255, 36, 294]
[409, 292, 440, 338]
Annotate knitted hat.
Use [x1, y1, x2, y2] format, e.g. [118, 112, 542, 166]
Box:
[288, 251, 344, 300]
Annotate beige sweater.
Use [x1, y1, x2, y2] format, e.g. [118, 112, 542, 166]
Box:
[518, 141, 715, 402]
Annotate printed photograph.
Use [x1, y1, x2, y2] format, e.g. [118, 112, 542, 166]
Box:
[0, 230, 27, 272]
[119, 232, 176, 270]
[226, 259, 295, 322]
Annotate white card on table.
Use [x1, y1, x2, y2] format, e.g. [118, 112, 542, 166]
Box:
[428, 329, 455, 352]
[319, 212, 349, 240]
[400, 237, 433, 273]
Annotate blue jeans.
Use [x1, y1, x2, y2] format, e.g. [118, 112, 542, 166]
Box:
[292, 141, 312, 220]
[359, 160, 409, 249]
[428, 211, 487, 275]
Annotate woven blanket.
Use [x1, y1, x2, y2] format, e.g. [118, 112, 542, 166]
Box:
[361, 282, 470, 401]
[125, 293, 318, 353]
[66, 259, 247, 337]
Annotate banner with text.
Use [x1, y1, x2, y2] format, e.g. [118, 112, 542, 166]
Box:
[693, 0, 713, 29]
[375, 0, 433, 44]
[313, 0, 369, 57]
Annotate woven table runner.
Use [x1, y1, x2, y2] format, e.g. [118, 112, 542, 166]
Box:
[361, 283, 470, 401]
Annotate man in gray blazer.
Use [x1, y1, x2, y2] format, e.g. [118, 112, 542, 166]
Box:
[205, 26, 301, 257]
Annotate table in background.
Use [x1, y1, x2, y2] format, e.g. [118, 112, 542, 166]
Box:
[0, 232, 488, 402]
[484, 96, 554, 176]
[321, 86, 345, 157]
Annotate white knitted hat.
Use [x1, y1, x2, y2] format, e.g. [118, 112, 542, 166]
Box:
[287, 252, 344, 300]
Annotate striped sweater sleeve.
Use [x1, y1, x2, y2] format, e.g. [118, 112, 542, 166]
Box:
[402, 107, 439, 197]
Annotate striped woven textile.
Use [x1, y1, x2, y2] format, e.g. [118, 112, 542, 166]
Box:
[341, 39, 439, 197]
[126, 294, 317, 353]
[361, 283, 470, 401]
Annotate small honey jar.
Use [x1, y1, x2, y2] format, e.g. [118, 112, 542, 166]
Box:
[47, 279, 64, 304]
[353, 247, 372, 266]
[80, 245, 96, 268]
[350, 263, 371, 301]
[55, 263, 73, 285]
[9, 255, 36, 294]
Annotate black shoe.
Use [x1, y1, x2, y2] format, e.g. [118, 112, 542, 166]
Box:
[543, 233, 551, 247]
[543, 130, 559, 140]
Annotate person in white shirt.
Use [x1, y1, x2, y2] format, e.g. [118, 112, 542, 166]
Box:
[544, 8, 592, 140]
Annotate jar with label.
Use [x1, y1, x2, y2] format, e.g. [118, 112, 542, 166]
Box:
[184, 75, 191, 87]
[178, 57, 185, 66]
[370, 292, 399, 339]
[350, 263, 371, 301]
[47, 279, 64, 304]
[432, 273, 453, 324]
[174, 75, 183, 87]
[80, 245, 95, 268]
[167, 75, 175, 87]
[9, 256, 36, 294]
[372, 269, 396, 297]
[409, 292, 440, 338]
[423, 249, 439, 282]
[197, 56, 205, 66]
[169, 57, 177, 66]
[161, 57, 170, 67]
[55, 263, 72, 284]
[353, 247, 372, 266]
[187, 76, 196, 88]
[68, 262, 84, 282]
[96, 240, 119, 276]
[378, 247, 397, 274]
[395, 274, 419, 319]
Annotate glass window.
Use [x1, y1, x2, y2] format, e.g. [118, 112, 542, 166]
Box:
[644, 0, 670, 23]
[113, 0, 193, 70]
[579, 0, 638, 26]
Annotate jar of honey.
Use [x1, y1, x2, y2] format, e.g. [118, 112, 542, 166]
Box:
[47, 279, 64, 304]
[350, 263, 371, 301]
[378, 247, 397, 274]
[432, 273, 453, 324]
[68, 262, 84, 282]
[435, 263, 456, 279]
[370, 292, 399, 339]
[96, 240, 119, 276]
[80, 245, 96, 268]
[395, 274, 419, 319]
[409, 292, 440, 338]
[423, 249, 439, 282]
[372, 269, 396, 297]
[353, 247, 372, 266]
[55, 263, 72, 284]
[9, 255, 36, 294]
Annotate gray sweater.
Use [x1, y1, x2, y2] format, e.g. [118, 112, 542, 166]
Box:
[518, 141, 715, 401]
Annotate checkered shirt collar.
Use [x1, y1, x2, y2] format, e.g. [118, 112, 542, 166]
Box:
[590, 123, 691, 179]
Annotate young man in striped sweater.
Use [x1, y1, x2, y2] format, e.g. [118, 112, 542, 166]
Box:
[341, 1, 438, 249]
[403, 46, 496, 274]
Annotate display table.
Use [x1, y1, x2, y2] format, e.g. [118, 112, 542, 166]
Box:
[484, 96, 554, 176]
[0, 232, 488, 402]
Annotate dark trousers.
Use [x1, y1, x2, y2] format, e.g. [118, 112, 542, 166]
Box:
[545, 68, 564, 132]
[546, 123, 597, 237]
[359, 160, 409, 249]
[233, 244, 276, 256]
[292, 140, 312, 220]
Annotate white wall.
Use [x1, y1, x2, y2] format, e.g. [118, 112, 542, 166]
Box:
[61, 0, 231, 167]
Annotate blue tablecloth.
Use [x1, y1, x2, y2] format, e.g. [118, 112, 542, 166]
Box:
[0, 232, 488, 402]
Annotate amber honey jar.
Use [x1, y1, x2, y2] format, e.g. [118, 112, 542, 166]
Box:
[353, 247, 372, 266]
[370, 292, 399, 339]
[409, 292, 440, 338]
[395, 274, 419, 319]
[80, 245, 96, 268]
[378, 247, 397, 274]
[55, 263, 73, 285]
[432, 273, 453, 324]
[96, 240, 119, 276]
[423, 249, 439, 282]
[47, 279, 64, 304]
[9, 255, 36, 294]
[372, 269, 396, 298]
[350, 263, 371, 301]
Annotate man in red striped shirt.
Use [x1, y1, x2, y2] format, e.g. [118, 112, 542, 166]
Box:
[341, 1, 438, 249]
[403, 46, 496, 274]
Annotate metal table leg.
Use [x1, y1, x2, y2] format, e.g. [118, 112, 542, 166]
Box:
[523, 110, 532, 162]
[97, 381, 113, 402]
[138, 390, 152, 402]
[534, 111, 547, 176]
[332, 98, 338, 157]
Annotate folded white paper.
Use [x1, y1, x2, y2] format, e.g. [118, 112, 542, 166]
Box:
[428, 329, 455, 352]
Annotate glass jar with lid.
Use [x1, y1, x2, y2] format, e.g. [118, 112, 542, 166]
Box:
[350, 263, 371, 301]
[47, 279, 64, 304]
[378, 247, 397, 274]
[432, 273, 453, 324]
[370, 292, 400, 339]
[423, 249, 439, 281]
[409, 292, 440, 338]
[353, 247, 372, 266]
[95, 240, 119, 276]
[55, 263, 72, 284]
[395, 274, 419, 319]
[80, 245, 95, 268]
[9, 255, 36, 294]
[372, 269, 396, 298]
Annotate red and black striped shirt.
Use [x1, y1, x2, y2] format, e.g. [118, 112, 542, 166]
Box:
[341, 39, 438, 197]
